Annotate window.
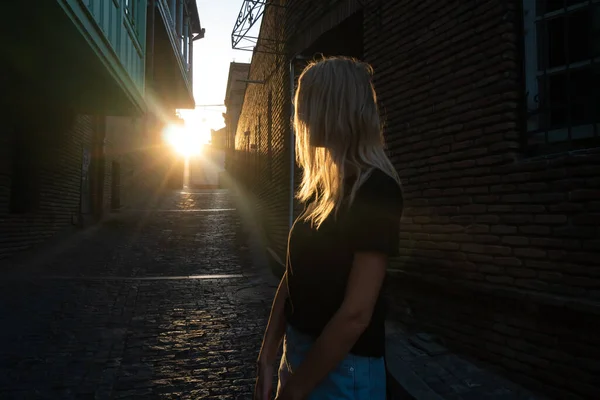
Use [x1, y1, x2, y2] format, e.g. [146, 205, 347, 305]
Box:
[523, 0, 600, 151]
[124, 0, 137, 26]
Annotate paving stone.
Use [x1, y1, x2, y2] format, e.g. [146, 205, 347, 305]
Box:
[386, 329, 548, 400]
[1, 188, 550, 399]
[0, 190, 276, 399]
[409, 334, 448, 356]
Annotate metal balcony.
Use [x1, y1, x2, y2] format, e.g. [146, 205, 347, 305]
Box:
[231, 1, 285, 54]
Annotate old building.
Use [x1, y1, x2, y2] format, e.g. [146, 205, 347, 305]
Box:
[0, 0, 203, 259]
[223, 62, 251, 173]
[230, 0, 600, 398]
[211, 126, 228, 149]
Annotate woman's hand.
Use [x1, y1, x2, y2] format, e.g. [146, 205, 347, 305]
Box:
[254, 361, 274, 400]
[255, 272, 289, 399]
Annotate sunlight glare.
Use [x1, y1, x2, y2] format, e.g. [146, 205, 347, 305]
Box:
[163, 123, 208, 157]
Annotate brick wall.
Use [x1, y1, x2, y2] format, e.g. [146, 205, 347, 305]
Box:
[233, 0, 292, 259]
[0, 113, 94, 259]
[234, 0, 600, 397]
[224, 62, 251, 154]
[0, 111, 156, 261]
[105, 116, 157, 209]
[364, 1, 599, 396]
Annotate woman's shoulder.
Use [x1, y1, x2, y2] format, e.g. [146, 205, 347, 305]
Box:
[358, 168, 403, 200]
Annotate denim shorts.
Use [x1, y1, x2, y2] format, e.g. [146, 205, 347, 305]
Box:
[277, 324, 386, 399]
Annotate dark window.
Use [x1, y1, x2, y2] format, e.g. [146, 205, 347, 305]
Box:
[523, 0, 600, 152]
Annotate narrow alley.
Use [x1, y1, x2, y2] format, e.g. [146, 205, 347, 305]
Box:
[2, 1, 599, 399]
[0, 189, 278, 399]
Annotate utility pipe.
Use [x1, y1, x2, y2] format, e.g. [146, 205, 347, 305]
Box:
[288, 55, 308, 231]
[288, 57, 296, 232]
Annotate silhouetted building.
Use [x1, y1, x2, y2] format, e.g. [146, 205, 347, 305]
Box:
[211, 127, 227, 149]
[0, 1, 203, 259]
[223, 62, 251, 173]
[229, 1, 600, 398]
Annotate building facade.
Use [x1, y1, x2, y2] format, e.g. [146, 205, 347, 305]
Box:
[223, 62, 251, 173]
[230, 0, 600, 398]
[0, 0, 203, 260]
[211, 126, 228, 149]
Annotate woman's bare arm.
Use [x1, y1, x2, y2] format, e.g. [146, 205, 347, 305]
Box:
[278, 252, 387, 399]
[258, 271, 289, 367]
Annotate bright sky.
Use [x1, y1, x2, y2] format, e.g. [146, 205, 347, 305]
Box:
[177, 0, 254, 141]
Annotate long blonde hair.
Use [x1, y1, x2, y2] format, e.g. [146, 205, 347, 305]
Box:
[294, 56, 401, 228]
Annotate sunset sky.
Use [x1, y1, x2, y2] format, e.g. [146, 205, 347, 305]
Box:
[177, 0, 255, 141]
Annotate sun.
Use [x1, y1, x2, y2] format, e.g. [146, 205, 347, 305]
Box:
[163, 122, 210, 157]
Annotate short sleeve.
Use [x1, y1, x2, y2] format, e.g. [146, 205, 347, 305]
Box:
[346, 170, 403, 256]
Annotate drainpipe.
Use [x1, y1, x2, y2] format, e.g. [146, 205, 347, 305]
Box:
[288, 58, 296, 232]
[288, 55, 309, 230]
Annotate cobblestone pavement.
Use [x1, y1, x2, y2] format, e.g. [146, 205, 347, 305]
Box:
[0, 189, 279, 399]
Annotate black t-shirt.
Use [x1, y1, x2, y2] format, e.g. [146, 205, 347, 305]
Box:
[284, 168, 403, 358]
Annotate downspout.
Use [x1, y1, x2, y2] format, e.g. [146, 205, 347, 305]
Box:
[288, 57, 296, 232]
[288, 55, 308, 231]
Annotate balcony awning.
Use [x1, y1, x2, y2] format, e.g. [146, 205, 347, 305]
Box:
[1, 1, 146, 115]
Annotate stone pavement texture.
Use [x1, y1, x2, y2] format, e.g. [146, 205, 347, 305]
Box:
[0, 188, 546, 400]
[385, 323, 546, 400]
[0, 189, 279, 399]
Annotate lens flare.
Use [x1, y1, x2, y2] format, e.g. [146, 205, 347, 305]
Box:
[163, 123, 207, 156]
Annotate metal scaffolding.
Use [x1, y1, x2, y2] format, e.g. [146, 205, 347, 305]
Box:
[231, 1, 285, 54]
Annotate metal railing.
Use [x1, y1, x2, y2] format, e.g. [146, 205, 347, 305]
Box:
[523, 0, 600, 152]
[231, 1, 286, 53]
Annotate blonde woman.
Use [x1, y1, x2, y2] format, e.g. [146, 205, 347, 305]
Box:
[255, 57, 403, 400]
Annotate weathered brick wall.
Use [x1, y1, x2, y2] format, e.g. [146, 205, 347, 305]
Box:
[234, 0, 600, 397]
[285, 0, 362, 56]
[234, 1, 291, 260]
[105, 116, 155, 209]
[0, 111, 155, 261]
[224, 62, 251, 156]
[363, 0, 600, 397]
[0, 113, 94, 259]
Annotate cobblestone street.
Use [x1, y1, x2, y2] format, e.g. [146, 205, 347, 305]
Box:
[0, 189, 279, 399]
